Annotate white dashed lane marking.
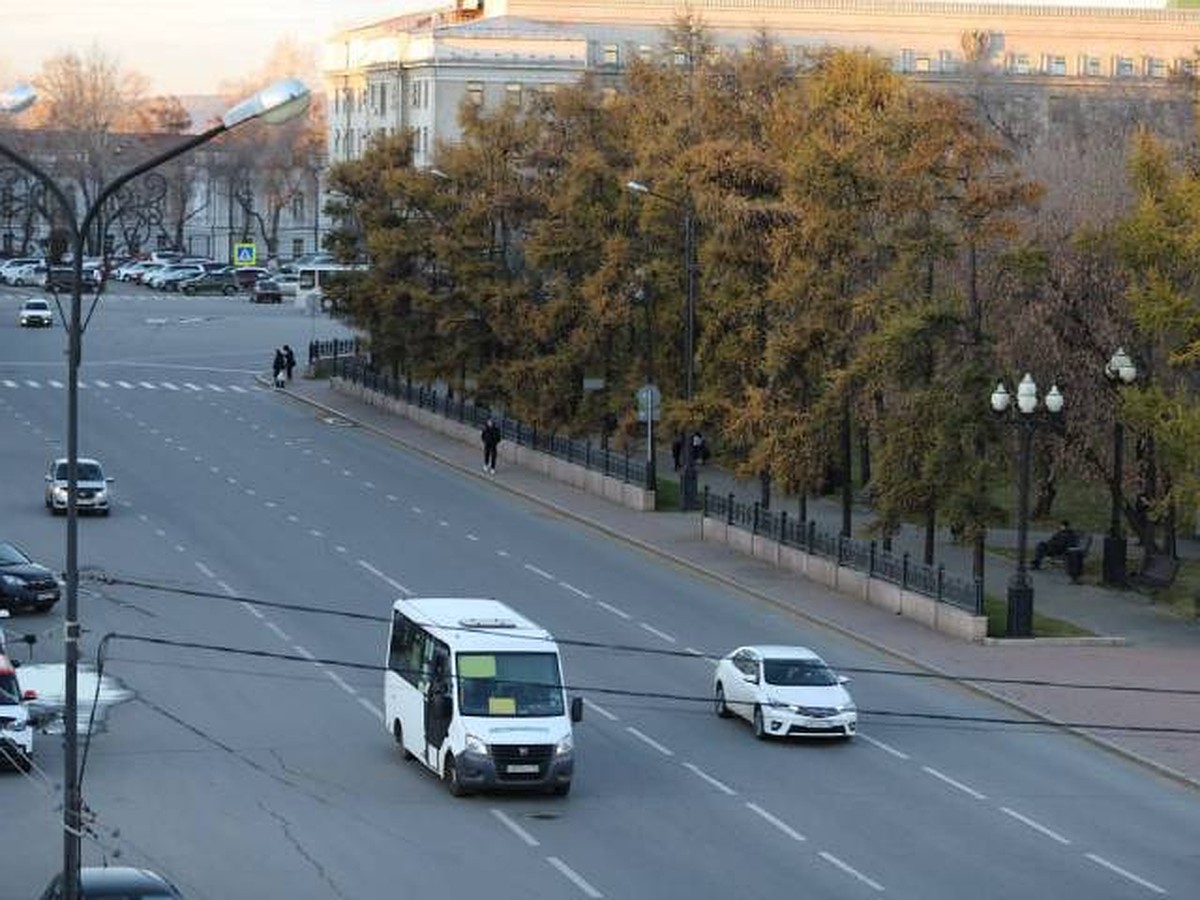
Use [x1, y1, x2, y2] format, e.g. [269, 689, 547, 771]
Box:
[596, 601, 631, 620]
[1000, 807, 1070, 845]
[582, 698, 618, 721]
[639, 622, 676, 643]
[1085, 854, 1166, 895]
[818, 851, 884, 892]
[625, 727, 673, 757]
[357, 560, 412, 596]
[859, 733, 910, 760]
[546, 857, 603, 899]
[491, 809, 540, 848]
[922, 766, 986, 800]
[745, 803, 806, 842]
[559, 582, 591, 599]
[265, 621, 291, 642]
[683, 762, 735, 796]
[524, 563, 554, 581]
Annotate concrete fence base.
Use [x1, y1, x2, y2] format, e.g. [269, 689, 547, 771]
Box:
[701, 517, 988, 643]
[331, 377, 655, 512]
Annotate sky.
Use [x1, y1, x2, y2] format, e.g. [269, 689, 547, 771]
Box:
[1, 1, 425, 96]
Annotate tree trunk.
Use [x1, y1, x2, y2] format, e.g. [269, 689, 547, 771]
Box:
[923, 500, 936, 566]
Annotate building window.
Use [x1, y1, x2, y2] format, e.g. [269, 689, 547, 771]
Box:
[637, 44, 653, 62]
[292, 193, 304, 219]
[914, 56, 930, 73]
[423, 81, 430, 108]
[602, 43, 619, 66]
[1148, 58, 1168, 79]
[412, 80, 421, 107]
[292, 238, 305, 259]
[1080, 55, 1102, 77]
[1045, 55, 1067, 76]
[1115, 56, 1136, 78]
[937, 50, 955, 73]
[467, 82, 484, 106]
[505, 83, 522, 107]
[379, 83, 387, 115]
[1010, 54, 1032, 75]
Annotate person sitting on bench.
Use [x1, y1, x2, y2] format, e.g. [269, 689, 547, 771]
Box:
[1032, 520, 1077, 570]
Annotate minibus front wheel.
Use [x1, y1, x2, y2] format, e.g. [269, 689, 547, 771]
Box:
[444, 754, 468, 797]
[392, 720, 414, 761]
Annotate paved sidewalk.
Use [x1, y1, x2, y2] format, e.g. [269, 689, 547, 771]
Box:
[281, 374, 1200, 788]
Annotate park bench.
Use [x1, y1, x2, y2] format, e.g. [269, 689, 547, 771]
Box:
[1042, 532, 1092, 583]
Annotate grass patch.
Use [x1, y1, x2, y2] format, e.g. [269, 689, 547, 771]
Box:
[654, 475, 682, 511]
[1138, 556, 1200, 620]
[982, 594, 1093, 638]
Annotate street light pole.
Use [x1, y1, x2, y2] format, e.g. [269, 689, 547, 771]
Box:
[991, 374, 1064, 637]
[1103, 348, 1137, 586]
[627, 179, 699, 509]
[1, 78, 309, 900]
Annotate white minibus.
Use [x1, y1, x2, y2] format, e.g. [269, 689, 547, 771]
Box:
[385, 597, 582, 796]
[295, 264, 366, 312]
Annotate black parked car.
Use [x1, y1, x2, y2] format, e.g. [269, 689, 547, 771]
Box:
[0, 541, 60, 614]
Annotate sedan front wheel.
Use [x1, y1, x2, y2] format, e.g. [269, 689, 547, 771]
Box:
[752, 705, 768, 740]
[714, 684, 732, 719]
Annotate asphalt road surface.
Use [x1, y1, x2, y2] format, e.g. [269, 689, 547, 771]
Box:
[2, 287, 1198, 898]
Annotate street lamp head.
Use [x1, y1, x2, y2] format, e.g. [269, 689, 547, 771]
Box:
[1016, 373, 1038, 414]
[1044, 384, 1064, 414]
[429, 167, 450, 180]
[222, 78, 310, 129]
[626, 180, 650, 194]
[0, 83, 36, 114]
[1106, 347, 1137, 384]
[990, 381, 1010, 413]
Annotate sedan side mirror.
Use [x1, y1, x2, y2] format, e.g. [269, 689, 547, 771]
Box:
[44, 474, 51, 482]
[743, 672, 759, 685]
[105, 476, 114, 483]
[570, 696, 583, 723]
[837, 676, 851, 685]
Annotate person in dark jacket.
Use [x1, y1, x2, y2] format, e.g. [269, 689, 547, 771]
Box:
[272, 348, 285, 388]
[283, 344, 296, 381]
[1032, 520, 1077, 569]
[481, 418, 502, 474]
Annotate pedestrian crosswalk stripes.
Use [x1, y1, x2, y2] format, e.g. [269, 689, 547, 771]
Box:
[0, 378, 265, 393]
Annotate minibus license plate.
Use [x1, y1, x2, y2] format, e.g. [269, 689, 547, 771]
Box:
[507, 763, 539, 774]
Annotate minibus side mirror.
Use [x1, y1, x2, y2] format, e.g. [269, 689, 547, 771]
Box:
[570, 696, 583, 723]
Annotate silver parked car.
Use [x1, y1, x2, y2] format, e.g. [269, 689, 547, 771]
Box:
[44, 457, 112, 516]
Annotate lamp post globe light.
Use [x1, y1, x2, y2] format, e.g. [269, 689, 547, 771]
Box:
[1102, 348, 1137, 586]
[626, 179, 699, 509]
[0, 77, 309, 900]
[991, 373, 1064, 637]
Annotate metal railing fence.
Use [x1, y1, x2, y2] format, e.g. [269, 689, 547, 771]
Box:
[332, 357, 652, 489]
[702, 488, 984, 614]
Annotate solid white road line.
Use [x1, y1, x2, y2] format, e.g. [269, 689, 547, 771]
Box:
[859, 733, 910, 760]
[324, 670, 357, 695]
[625, 726, 673, 756]
[559, 582, 591, 599]
[524, 563, 555, 580]
[1085, 853, 1166, 895]
[818, 851, 885, 892]
[922, 766, 987, 800]
[1000, 807, 1071, 845]
[596, 601, 631, 620]
[357, 559, 413, 596]
[491, 809, 540, 847]
[582, 698, 618, 721]
[546, 857, 603, 898]
[194, 562, 215, 579]
[683, 762, 736, 795]
[265, 622, 291, 642]
[639, 622, 676, 643]
[745, 802, 806, 842]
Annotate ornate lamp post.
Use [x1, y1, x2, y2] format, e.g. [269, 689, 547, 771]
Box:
[1, 77, 309, 900]
[626, 179, 699, 509]
[1102, 348, 1137, 586]
[991, 374, 1064, 637]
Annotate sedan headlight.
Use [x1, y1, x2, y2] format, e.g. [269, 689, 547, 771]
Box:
[463, 733, 488, 756]
[837, 702, 856, 713]
[4, 719, 27, 733]
[1, 574, 23, 587]
[53, 486, 68, 500]
[554, 733, 573, 756]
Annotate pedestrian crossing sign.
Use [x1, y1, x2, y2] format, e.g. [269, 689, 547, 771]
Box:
[234, 243, 257, 266]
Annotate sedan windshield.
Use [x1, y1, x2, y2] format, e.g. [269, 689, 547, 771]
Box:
[457, 652, 565, 717]
[54, 462, 103, 481]
[763, 659, 838, 687]
[0, 542, 32, 566]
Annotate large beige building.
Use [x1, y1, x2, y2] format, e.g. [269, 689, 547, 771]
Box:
[324, 0, 1200, 165]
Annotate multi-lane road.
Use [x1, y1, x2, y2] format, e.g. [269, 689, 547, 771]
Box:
[2, 286, 1198, 898]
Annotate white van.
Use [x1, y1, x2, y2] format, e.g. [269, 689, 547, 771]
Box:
[295, 264, 367, 312]
[385, 597, 582, 797]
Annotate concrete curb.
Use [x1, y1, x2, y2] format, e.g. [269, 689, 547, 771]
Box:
[982, 636, 1128, 647]
[273, 374, 1200, 793]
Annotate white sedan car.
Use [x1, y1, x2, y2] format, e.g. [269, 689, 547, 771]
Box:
[714, 645, 856, 739]
[19, 298, 53, 327]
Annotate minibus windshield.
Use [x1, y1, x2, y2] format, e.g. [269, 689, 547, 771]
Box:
[457, 652, 565, 717]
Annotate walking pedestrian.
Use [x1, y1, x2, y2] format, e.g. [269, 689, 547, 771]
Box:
[283, 344, 296, 381]
[671, 434, 683, 471]
[272, 347, 285, 388]
[481, 418, 502, 474]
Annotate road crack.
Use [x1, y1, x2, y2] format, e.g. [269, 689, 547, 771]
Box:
[259, 800, 348, 898]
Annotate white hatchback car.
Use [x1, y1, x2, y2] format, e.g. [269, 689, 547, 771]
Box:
[0, 654, 36, 771]
[714, 645, 856, 739]
[45, 457, 112, 516]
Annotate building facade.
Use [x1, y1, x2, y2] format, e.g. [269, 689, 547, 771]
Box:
[323, 0, 1200, 165]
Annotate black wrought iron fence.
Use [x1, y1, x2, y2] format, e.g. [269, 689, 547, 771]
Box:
[308, 337, 362, 365]
[332, 358, 653, 489]
[703, 488, 983, 614]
